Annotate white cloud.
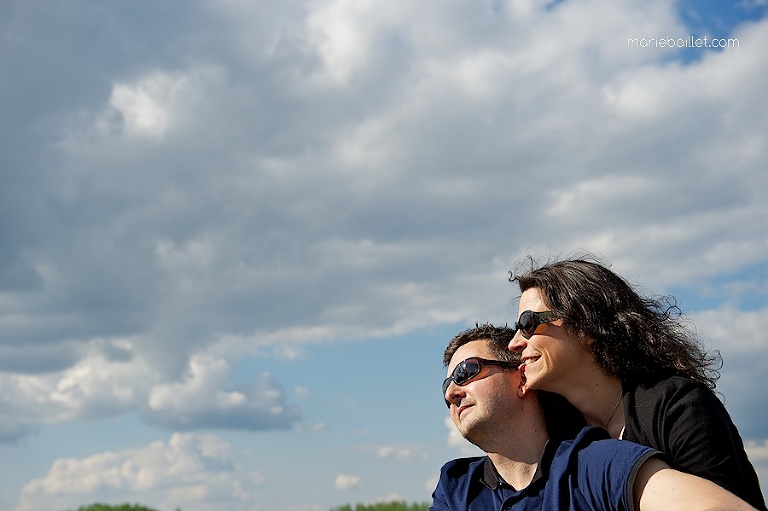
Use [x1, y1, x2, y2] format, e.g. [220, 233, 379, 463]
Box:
[146, 355, 301, 431]
[0, 344, 301, 439]
[305, 0, 407, 85]
[335, 473, 362, 490]
[297, 421, 327, 433]
[444, 416, 483, 456]
[745, 439, 768, 496]
[424, 474, 439, 496]
[14, 433, 256, 511]
[0, 338, 154, 430]
[746, 440, 768, 462]
[694, 307, 768, 354]
[548, 175, 656, 219]
[369, 444, 427, 460]
[107, 72, 187, 140]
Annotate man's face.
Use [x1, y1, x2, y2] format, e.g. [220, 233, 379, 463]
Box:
[445, 340, 519, 444]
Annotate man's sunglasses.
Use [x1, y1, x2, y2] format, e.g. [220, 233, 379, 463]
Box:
[442, 357, 517, 408]
[513, 310, 559, 339]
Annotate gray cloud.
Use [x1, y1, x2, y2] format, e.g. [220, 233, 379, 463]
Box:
[1, 0, 766, 447]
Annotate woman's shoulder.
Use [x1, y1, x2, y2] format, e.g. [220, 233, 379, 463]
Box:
[628, 375, 713, 396]
[626, 375, 725, 410]
[623, 376, 736, 453]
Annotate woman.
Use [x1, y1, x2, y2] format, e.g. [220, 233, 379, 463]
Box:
[507, 257, 766, 511]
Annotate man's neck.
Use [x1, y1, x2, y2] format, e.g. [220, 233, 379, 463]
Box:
[484, 422, 549, 490]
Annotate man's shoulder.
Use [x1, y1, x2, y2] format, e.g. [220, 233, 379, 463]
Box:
[555, 425, 612, 450]
[432, 456, 502, 511]
[435, 456, 488, 495]
[542, 427, 659, 511]
[553, 426, 657, 464]
[440, 456, 487, 474]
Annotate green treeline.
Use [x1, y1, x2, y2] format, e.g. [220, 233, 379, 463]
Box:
[69, 505, 176, 511]
[331, 502, 430, 511]
[67, 501, 430, 511]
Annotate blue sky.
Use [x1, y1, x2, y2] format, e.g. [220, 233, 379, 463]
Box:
[1, 0, 767, 510]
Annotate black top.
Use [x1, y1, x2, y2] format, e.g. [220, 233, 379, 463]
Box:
[623, 376, 766, 510]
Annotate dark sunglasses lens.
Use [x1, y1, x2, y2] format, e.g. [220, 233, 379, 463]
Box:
[443, 359, 481, 408]
[518, 311, 535, 338]
[443, 359, 483, 403]
[454, 359, 481, 385]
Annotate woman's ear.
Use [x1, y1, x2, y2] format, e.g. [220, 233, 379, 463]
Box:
[572, 327, 592, 343]
[517, 379, 530, 398]
[572, 328, 595, 349]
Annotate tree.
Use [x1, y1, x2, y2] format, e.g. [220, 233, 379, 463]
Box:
[68, 504, 169, 511]
[330, 501, 430, 511]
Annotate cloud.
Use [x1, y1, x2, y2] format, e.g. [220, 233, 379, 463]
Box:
[444, 416, 483, 456]
[367, 444, 427, 460]
[0, 5, 767, 508]
[0, 338, 154, 437]
[106, 72, 187, 140]
[0, 343, 301, 442]
[424, 474, 439, 496]
[14, 433, 258, 511]
[4, 1, 766, 351]
[334, 473, 362, 490]
[146, 355, 301, 430]
[745, 439, 768, 493]
[691, 307, 768, 439]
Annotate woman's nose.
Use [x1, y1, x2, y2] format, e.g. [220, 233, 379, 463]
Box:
[508, 331, 526, 352]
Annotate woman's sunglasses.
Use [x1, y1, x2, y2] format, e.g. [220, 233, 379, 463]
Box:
[514, 310, 559, 339]
[442, 357, 517, 407]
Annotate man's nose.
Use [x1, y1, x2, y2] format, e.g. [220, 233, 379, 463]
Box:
[445, 380, 465, 407]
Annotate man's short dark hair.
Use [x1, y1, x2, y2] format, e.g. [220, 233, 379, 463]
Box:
[443, 323, 520, 367]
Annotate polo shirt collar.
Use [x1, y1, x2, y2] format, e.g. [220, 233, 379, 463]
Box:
[480, 438, 557, 491]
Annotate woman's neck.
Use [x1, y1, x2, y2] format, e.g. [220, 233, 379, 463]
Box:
[558, 368, 624, 436]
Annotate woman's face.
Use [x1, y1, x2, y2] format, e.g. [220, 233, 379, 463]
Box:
[508, 287, 595, 393]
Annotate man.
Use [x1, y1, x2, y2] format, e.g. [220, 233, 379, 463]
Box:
[430, 324, 757, 511]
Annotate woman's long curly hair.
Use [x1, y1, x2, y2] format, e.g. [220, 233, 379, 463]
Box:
[508, 256, 721, 389]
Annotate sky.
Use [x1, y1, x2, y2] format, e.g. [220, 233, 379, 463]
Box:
[1, 0, 767, 510]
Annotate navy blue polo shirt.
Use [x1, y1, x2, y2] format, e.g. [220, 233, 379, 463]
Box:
[430, 426, 659, 511]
